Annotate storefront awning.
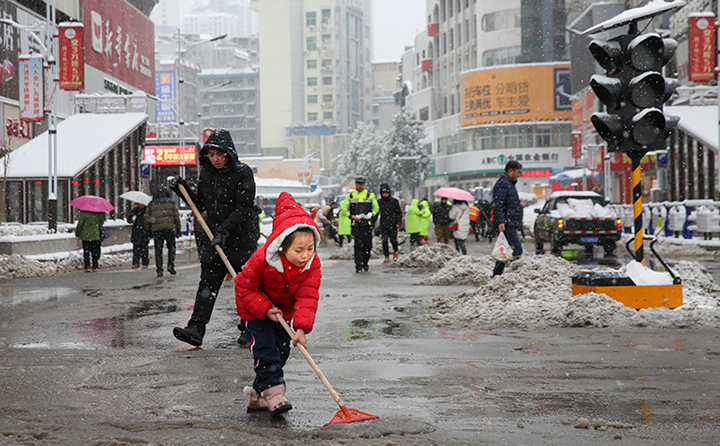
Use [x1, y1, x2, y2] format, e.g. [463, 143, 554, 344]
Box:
[665, 105, 717, 151]
[1, 113, 148, 179]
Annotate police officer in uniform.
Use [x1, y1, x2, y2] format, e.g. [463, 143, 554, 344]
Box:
[340, 175, 379, 273]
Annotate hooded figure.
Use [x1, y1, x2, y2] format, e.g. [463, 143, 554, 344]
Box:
[405, 198, 423, 246]
[170, 129, 259, 347]
[235, 192, 322, 415]
[377, 183, 402, 261]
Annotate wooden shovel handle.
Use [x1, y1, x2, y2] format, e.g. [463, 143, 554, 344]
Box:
[177, 183, 237, 277]
[275, 315, 345, 410]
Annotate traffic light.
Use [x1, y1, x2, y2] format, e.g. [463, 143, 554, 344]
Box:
[589, 32, 680, 155]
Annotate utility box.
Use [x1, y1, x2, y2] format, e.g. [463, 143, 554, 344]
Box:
[572, 270, 683, 309]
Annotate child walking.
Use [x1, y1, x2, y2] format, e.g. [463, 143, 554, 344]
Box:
[235, 192, 322, 416]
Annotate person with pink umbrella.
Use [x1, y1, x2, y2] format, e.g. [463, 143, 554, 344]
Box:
[75, 210, 105, 272]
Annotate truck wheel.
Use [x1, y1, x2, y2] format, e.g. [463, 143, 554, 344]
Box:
[550, 236, 562, 255]
[535, 240, 544, 255]
[603, 241, 617, 255]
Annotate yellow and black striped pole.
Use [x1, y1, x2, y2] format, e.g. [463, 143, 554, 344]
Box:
[631, 154, 644, 264]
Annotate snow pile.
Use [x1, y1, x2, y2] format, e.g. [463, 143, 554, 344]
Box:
[622, 261, 673, 285]
[427, 255, 720, 329]
[427, 255, 496, 286]
[550, 199, 616, 219]
[392, 243, 459, 269]
[0, 224, 67, 237]
[0, 251, 133, 280]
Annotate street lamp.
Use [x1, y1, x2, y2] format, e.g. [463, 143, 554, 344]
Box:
[175, 31, 227, 177]
[0, 6, 58, 232]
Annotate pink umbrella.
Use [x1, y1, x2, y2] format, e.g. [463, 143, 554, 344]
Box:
[70, 195, 115, 212]
[433, 187, 474, 202]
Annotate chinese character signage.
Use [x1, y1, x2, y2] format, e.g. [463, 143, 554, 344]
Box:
[59, 23, 84, 90]
[143, 146, 196, 166]
[460, 64, 572, 127]
[0, 1, 19, 101]
[84, 0, 155, 93]
[155, 70, 177, 123]
[689, 14, 716, 83]
[19, 56, 44, 122]
[571, 132, 582, 159]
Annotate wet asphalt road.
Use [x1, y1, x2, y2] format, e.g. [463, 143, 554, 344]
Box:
[1, 240, 720, 445]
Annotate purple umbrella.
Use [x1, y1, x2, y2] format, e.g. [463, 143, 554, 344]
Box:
[433, 187, 474, 202]
[70, 195, 115, 212]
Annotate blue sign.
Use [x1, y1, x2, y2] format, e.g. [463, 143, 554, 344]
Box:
[656, 151, 669, 168]
[140, 161, 152, 179]
[155, 70, 177, 123]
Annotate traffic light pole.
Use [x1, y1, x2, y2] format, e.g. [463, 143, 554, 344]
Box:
[631, 154, 644, 264]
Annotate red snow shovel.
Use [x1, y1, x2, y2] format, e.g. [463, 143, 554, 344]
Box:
[177, 184, 378, 426]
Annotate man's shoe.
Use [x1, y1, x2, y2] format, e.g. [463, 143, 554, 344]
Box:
[173, 325, 204, 347]
[167, 268, 177, 275]
[363, 264, 369, 272]
[383, 257, 389, 263]
[393, 252, 399, 261]
[84, 267, 91, 273]
[131, 265, 139, 269]
[157, 271, 163, 278]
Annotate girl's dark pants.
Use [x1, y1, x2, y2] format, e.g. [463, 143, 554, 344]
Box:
[82, 240, 101, 269]
[244, 318, 292, 393]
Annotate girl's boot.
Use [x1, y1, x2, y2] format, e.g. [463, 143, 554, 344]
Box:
[243, 386, 268, 413]
[262, 384, 292, 416]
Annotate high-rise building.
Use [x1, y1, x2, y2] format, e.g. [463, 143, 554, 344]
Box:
[253, 0, 372, 158]
[401, 0, 572, 196]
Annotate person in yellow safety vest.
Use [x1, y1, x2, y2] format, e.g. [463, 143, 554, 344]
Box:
[468, 202, 480, 242]
[419, 198, 431, 244]
[405, 198, 422, 247]
[337, 200, 352, 247]
[340, 175, 379, 273]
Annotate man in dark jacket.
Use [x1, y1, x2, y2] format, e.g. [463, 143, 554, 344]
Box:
[169, 129, 259, 347]
[492, 160, 523, 277]
[145, 185, 181, 278]
[430, 197, 452, 244]
[377, 183, 402, 262]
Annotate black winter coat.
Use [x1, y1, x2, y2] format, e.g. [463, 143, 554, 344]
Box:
[430, 202, 452, 226]
[173, 129, 259, 264]
[378, 196, 402, 229]
[127, 205, 149, 244]
[492, 173, 522, 229]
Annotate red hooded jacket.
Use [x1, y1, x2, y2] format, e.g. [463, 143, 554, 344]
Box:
[235, 192, 322, 333]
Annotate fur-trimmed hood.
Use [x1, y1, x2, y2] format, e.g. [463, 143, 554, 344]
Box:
[265, 192, 321, 273]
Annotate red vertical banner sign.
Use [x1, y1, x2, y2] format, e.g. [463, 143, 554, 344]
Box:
[58, 23, 85, 90]
[689, 13, 716, 82]
[19, 55, 44, 122]
[571, 131, 582, 159]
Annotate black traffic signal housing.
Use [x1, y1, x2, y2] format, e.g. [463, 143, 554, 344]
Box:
[589, 32, 680, 156]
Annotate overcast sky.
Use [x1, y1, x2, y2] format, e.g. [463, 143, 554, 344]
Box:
[373, 0, 427, 61]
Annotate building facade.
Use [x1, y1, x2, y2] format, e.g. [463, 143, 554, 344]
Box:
[401, 0, 571, 196]
[252, 0, 372, 159]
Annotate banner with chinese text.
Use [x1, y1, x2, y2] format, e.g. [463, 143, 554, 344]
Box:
[59, 23, 84, 90]
[689, 14, 716, 82]
[143, 145, 196, 165]
[19, 56, 44, 122]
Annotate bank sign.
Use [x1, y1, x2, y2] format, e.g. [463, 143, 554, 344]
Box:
[432, 147, 572, 178]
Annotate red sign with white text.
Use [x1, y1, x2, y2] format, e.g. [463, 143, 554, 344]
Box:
[144, 146, 197, 166]
[19, 56, 44, 122]
[689, 14, 716, 82]
[59, 23, 84, 90]
[83, 0, 155, 93]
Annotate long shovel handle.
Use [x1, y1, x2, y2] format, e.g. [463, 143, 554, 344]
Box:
[177, 183, 237, 277]
[275, 316, 345, 410]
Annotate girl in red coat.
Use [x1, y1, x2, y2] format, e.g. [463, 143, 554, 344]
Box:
[235, 192, 322, 416]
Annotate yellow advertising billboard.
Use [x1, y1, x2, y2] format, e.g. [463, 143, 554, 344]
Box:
[461, 64, 572, 127]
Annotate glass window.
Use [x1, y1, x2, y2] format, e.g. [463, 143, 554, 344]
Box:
[308, 112, 318, 121]
[482, 46, 521, 67]
[323, 76, 332, 85]
[322, 94, 333, 102]
[307, 59, 317, 69]
[306, 36, 317, 51]
[307, 94, 318, 104]
[535, 126, 551, 147]
[481, 9, 521, 32]
[321, 9, 331, 24]
[323, 111, 333, 119]
[307, 77, 317, 86]
[306, 11, 316, 27]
